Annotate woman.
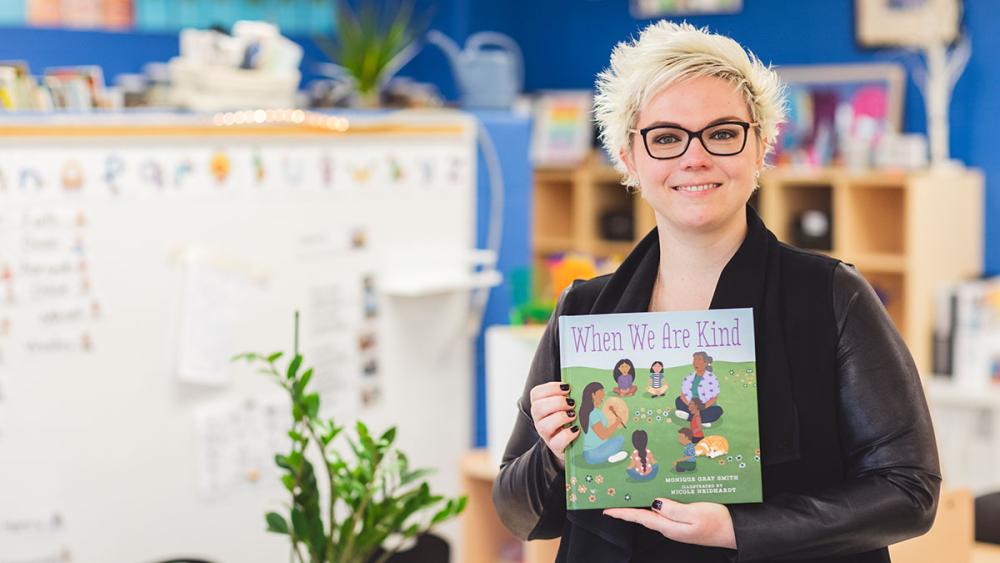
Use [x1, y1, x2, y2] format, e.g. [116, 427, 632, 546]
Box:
[579, 381, 626, 464]
[612, 358, 638, 396]
[675, 351, 724, 424]
[492, 21, 939, 562]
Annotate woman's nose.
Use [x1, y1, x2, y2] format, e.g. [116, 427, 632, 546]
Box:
[679, 136, 713, 168]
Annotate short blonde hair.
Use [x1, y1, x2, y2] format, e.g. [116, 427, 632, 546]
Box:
[593, 21, 786, 187]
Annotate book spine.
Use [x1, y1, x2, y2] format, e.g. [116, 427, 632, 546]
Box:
[558, 315, 575, 510]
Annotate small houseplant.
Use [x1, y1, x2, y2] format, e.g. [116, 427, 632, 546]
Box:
[233, 313, 465, 563]
[315, 0, 432, 107]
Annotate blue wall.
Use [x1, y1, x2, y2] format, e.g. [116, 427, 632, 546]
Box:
[449, 0, 998, 274]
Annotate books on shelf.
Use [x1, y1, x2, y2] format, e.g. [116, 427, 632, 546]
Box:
[559, 308, 762, 509]
[934, 277, 1000, 387]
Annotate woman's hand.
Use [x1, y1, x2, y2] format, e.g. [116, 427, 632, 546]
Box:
[529, 381, 579, 469]
[603, 499, 736, 550]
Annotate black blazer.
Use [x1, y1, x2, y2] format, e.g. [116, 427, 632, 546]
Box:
[493, 208, 940, 562]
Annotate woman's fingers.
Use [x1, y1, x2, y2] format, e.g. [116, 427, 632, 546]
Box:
[535, 406, 577, 440]
[546, 424, 581, 456]
[530, 394, 574, 424]
[529, 381, 569, 403]
[529, 382, 577, 460]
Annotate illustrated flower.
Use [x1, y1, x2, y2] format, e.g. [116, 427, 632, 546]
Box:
[729, 369, 735, 375]
[570, 493, 577, 503]
[746, 368, 753, 373]
[624, 493, 632, 502]
[585, 475, 593, 483]
[571, 476, 577, 484]
[727, 456, 733, 462]
[633, 416, 640, 422]
[735, 455, 743, 462]
[595, 475, 604, 484]
[647, 417, 653, 423]
[566, 483, 571, 492]
[656, 416, 661, 421]
[588, 495, 596, 503]
[739, 462, 747, 469]
[646, 409, 653, 416]
[656, 409, 662, 415]
[755, 448, 761, 456]
[634, 410, 641, 417]
[607, 487, 616, 496]
[754, 455, 761, 462]
[578, 485, 587, 493]
[719, 459, 726, 465]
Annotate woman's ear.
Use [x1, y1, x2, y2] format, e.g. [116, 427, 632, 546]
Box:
[619, 146, 637, 179]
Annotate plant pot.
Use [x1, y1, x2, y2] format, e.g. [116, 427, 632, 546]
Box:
[366, 533, 450, 563]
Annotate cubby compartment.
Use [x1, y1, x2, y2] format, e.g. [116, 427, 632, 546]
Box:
[532, 171, 575, 254]
[844, 185, 906, 256]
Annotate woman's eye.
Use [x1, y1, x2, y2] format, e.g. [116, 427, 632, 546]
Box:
[710, 129, 737, 140]
[652, 135, 680, 145]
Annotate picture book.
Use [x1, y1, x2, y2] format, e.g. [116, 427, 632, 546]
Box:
[559, 308, 762, 509]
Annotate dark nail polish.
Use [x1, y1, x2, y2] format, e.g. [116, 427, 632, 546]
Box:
[560, 383, 570, 391]
[570, 425, 579, 433]
[567, 410, 576, 418]
[651, 500, 662, 510]
[566, 397, 575, 406]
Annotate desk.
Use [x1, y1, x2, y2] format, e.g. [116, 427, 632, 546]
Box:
[461, 449, 560, 563]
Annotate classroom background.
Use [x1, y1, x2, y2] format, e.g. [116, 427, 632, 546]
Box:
[0, 1, 998, 562]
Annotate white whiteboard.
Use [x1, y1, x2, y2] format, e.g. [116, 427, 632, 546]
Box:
[0, 111, 478, 563]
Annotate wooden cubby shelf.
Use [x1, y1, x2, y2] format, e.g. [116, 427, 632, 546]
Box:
[531, 153, 983, 375]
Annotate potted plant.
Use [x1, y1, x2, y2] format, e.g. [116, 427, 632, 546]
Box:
[315, 0, 432, 107]
[233, 313, 465, 563]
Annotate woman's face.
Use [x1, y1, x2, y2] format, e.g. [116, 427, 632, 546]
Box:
[693, 354, 707, 372]
[622, 75, 763, 235]
[652, 363, 662, 374]
[593, 388, 605, 407]
[618, 362, 630, 375]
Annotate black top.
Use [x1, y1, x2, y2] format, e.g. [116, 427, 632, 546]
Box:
[492, 207, 941, 563]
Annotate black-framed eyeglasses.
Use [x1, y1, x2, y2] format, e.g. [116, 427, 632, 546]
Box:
[632, 121, 758, 160]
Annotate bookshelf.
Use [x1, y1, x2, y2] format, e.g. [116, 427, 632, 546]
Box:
[756, 166, 983, 375]
[530, 152, 984, 375]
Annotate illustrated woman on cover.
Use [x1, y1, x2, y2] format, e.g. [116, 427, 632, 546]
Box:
[579, 381, 626, 465]
[675, 351, 723, 424]
[493, 20, 940, 563]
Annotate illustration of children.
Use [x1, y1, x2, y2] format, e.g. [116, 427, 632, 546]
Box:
[646, 360, 668, 397]
[611, 358, 637, 397]
[580, 381, 626, 464]
[626, 429, 659, 481]
[673, 428, 697, 472]
[688, 397, 706, 444]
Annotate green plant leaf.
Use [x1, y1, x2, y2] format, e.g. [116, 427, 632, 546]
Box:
[287, 354, 303, 380]
[281, 474, 295, 492]
[231, 352, 258, 362]
[265, 511, 290, 534]
[379, 426, 396, 446]
[303, 393, 320, 419]
[294, 368, 314, 396]
[267, 351, 284, 363]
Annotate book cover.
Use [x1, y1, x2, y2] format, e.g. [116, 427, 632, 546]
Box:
[559, 308, 761, 509]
